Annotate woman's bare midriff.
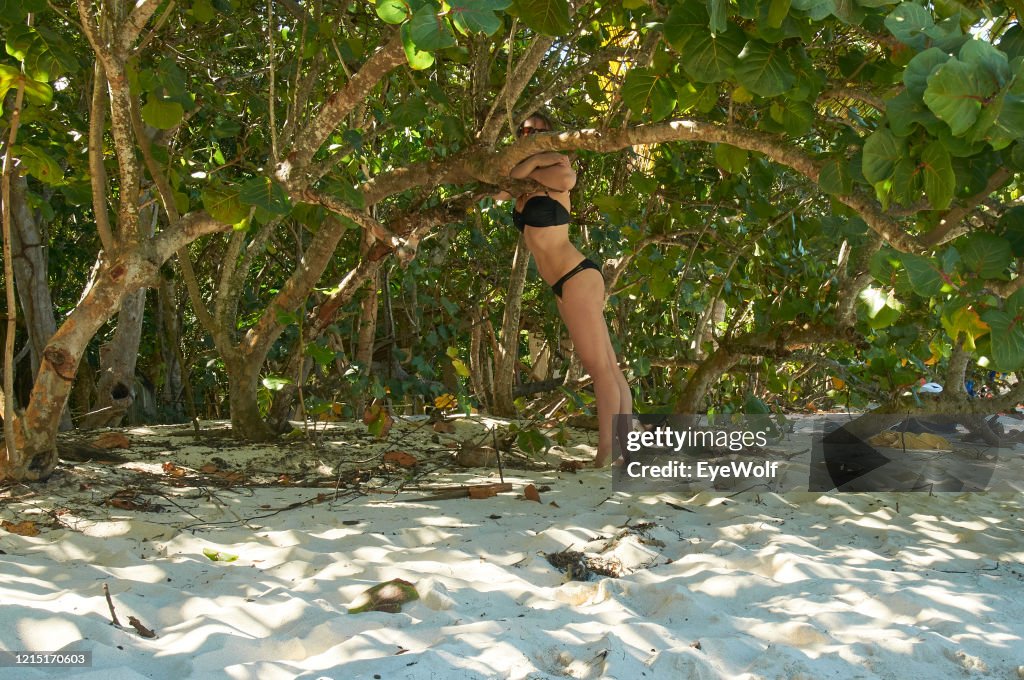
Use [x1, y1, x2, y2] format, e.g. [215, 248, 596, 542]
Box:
[516, 190, 581, 285]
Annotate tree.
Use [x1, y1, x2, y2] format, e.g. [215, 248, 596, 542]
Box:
[2, 0, 1022, 482]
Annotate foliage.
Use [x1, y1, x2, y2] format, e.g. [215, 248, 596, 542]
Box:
[1, 0, 1022, 473]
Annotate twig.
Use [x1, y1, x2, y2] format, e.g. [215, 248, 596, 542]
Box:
[128, 616, 156, 639]
[103, 583, 122, 627]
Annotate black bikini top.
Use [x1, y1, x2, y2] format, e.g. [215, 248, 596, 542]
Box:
[512, 195, 571, 232]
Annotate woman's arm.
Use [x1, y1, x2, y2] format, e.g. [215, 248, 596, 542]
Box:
[510, 153, 576, 192]
[510, 152, 567, 178]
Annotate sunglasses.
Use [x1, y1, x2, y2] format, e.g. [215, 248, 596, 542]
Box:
[517, 126, 548, 136]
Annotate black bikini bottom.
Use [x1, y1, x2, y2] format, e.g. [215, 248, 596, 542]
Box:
[551, 258, 601, 298]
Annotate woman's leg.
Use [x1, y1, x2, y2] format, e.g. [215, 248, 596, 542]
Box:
[555, 269, 630, 466]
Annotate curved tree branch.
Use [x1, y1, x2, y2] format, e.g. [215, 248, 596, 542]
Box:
[362, 120, 924, 253]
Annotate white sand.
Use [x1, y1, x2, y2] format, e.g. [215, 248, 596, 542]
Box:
[1, 420, 1023, 679]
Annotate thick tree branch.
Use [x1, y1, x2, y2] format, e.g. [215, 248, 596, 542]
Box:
[478, 34, 556, 145]
[88, 60, 115, 252]
[117, 0, 162, 54]
[921, 167, 1014, 248]
[361, 121, 924, 253]
[282, 31, 405, 175]
[151, 212, 232, 263]
[175, 246, 221, 345]
[242, 216, 349, 356]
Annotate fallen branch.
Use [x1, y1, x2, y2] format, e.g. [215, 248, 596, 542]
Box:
[103, 583, 121, 627]
[390, 482, 514, 502]
[128, 615, 156, 639]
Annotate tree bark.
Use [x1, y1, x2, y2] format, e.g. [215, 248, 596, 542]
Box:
[220, 217, 352, 437]
[225, 354, 276, 441]
[3, 253, 155, 480]
[491, 237, 530, 415]
[81, 204, 158, 429]
[79, 287, 146, 429]
[156, 274, 189, 421]
[7, 176, 72, 431]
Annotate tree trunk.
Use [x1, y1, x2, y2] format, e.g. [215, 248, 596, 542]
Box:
[7, 175, 72, 430]
[265, 257, 383, 431]
[355, 269, 380, 371]
[225, 354, 276, 441]
[469, 307, 489, 412]
[80, 288, 147, 428]
[80, 206, 157, 429]
[675, 348, 741, 414]
[156, 275, 186, 421]
[220, 217, 352, 438]
[2, 253, 157, 480]
[490, 238, 530, 415]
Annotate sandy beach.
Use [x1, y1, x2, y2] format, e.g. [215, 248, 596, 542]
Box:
[1, 418, 1023, 679]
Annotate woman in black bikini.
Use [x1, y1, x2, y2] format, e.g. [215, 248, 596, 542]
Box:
[498, 113, 632, 467]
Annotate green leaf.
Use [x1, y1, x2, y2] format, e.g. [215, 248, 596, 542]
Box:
[664, 2, 707, 54]
[683, 26, 744, 83]
[239, 176, 292, 216]
[819, 157, 852, 194]
[516, 427, 549, 454]
[621, 68, 676, 120]
[408, 4, 456, 51]
[401, 22, 435, 70]
[791, 0, 834, 21]
[980, 306, 1024, 371]
[890, 157, 920, 207]
[707, 0, 727, 35]
[767, 0, 791, 28]
[511, 0, 571, 36]
[831, 0, 864, 24]
[262, 376, 294, 390]
[0, 64, 17, 104]
[202, 185, 250, 225]
[958, 233, 1012, 279]
[998, 24, 1024, 61]
[958, 39, 1010, 88]
[376, 0, 410, 23]
[903, 47, 949, 98]
[859, 287, 903, 329]
[306, 341, 336, 366]
[995, 94, 1024, 140]
[886, 90, 937, 136]
[920, 141, 955, 210]
[17, 144, 62, 185]
[996, 206, 1024, 257]
[141, 97, 185, 129]
[861, 127, 905, 184]
[714, 143, 748, 173]
[884, 2, 933, 49]
[4, 24, 79, 81]
[923, 59, 995, 136]
[899, 253, 943, 297]
[735, 40, 796, 97]
[391, 97, 430, 127]
[203, 548, 239, 562]
[347, 579, 419, 614]
[0, 0, 47, 20]
[21, 75, 52, 106]
[451, 0, 509, 36]
[191, 0, 216, 22]
[941, 305, 989, 351]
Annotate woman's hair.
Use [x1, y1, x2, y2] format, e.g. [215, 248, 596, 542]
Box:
[516, 111, 555, 137]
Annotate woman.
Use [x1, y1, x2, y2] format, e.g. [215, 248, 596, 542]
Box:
[498, 113, 632, 467]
